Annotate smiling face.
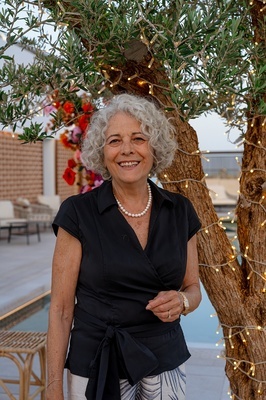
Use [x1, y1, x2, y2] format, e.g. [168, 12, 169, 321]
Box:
[103, 112, 154, 186]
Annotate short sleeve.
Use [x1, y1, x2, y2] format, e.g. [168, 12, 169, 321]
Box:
[52, 196, 81, 241]
[186, 199, 201, 240]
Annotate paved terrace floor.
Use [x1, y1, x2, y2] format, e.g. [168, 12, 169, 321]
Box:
[0, 229, 229, 399]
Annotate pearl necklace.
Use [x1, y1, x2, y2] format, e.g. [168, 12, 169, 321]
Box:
[114, 183, 152, 218]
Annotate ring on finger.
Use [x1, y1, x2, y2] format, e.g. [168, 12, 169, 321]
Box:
[168, 310, 171, 319]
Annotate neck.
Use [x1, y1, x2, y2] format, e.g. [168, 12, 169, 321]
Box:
[112, 179, 149, 198]
[113, 181, 152, 218]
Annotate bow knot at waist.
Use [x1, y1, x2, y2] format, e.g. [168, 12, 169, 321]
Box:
[74, 306, 177, 400]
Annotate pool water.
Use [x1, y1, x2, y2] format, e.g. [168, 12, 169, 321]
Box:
[181, 284, 220, 345]
[11, 297, 50, 333]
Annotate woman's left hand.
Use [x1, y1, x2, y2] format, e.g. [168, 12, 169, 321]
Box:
[146, 236, 202, 323]
[146, 290, 184, 322]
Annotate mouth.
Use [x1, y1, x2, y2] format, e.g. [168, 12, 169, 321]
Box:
[118, 161, 140, 167]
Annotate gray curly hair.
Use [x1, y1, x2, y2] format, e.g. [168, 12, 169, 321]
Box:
[81, 94, 177, 179]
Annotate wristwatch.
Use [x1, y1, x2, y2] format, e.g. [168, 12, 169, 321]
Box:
[179, 291, 190, 316]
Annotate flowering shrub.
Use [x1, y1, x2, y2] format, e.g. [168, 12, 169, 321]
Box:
[45, 89, 103, 192]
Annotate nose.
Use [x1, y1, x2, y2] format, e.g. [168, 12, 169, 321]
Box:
[120, 139, 134, 155]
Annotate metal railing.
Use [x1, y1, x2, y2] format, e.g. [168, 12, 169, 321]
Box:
[202, 151, 242, 178]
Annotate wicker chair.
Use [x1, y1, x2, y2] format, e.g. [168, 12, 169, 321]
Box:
[0, 331, 46, 400]
[37, 195, 61, 219]
[14, 198, 53, 225]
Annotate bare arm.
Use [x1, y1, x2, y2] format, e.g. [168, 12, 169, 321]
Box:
[146, 234, 201, 322]
[46, 227, 82, 399]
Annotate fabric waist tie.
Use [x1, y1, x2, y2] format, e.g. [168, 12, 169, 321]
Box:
[74, 306, 179, 400]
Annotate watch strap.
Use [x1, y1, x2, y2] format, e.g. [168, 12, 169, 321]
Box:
[179, 291, 190, 316]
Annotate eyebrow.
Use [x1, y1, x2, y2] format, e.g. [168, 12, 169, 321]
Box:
[105, 131, 144, 140]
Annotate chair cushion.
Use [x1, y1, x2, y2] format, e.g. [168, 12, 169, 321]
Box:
[16, 197, 31, 208]
[0, 201, 15, 219]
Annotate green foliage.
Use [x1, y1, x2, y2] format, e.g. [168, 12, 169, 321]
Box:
[18, 122, 52, 143]
[0, 0, 265, 142]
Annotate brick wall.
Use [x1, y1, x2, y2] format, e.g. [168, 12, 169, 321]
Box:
[0, 131, 76, 204]
[0, 131, 43, 202]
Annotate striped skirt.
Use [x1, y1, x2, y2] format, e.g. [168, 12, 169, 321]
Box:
[67, 364, 186, 400]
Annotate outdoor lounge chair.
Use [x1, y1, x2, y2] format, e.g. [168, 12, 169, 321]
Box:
[0, 200, 28, 243]
[37, 195, 61, 218]
[0, 200, 41, 244]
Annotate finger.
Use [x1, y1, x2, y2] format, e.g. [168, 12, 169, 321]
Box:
[146, 292, 175, 310]
[153, 304, 183, 321]
[146, 300, 172, 313]
[146, 297, 167, 310]
[147, 294, 179, 312]
[153, 309, 176, 322]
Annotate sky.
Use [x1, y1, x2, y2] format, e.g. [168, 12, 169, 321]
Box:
[190, 113, 243, 152]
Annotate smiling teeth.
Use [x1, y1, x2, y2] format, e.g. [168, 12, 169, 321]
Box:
[120, 162, 138, 167]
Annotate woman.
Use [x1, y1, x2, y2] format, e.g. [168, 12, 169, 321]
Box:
[46, 94, 202, 400]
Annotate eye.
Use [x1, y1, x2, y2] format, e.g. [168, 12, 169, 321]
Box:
[132, 136, 147, 144]
[106, 138, 122, 146]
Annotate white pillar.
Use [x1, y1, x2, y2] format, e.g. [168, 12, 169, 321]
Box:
[43, 139, 56, 195]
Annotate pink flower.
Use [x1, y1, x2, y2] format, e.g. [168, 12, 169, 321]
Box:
[93, 179, 104, 188]
[43, 104, 57, 116]
[73, 149, 81, 163]
[70, 126, 82, 143]
[80, 184, 92, 193]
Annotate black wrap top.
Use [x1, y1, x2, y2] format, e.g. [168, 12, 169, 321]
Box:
[53, 179, 201, 399]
